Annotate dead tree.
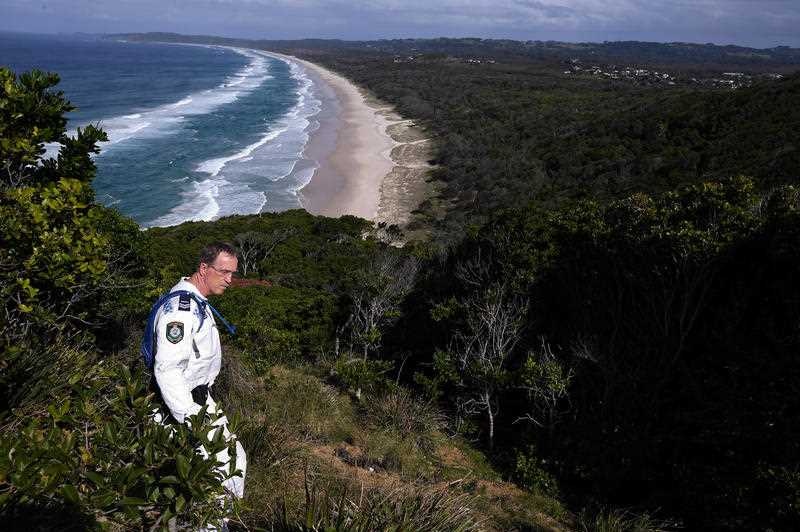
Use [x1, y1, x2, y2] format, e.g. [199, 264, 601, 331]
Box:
[452, 284, 527, 449]
[234, 231, 264, 277]
[348, 251, 419, 361]
[234, 228, 297, 277]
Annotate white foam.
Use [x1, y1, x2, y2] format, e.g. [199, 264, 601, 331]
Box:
[170, 97, 193, 108]
[145, 176, 268, 228]
[143, 48, 324, 226]
[62, 47, 272, 153]
[288, 163, 318, 195]
[146, 178, 223, 227]
[196, 126, 286, 177]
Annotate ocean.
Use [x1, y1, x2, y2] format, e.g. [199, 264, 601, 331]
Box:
[0, 32, 321, 227]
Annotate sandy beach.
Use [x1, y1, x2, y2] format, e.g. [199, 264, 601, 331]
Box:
[272, 53, 432, 225]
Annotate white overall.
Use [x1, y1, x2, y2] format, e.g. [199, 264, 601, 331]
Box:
[153, 278, 246, 499]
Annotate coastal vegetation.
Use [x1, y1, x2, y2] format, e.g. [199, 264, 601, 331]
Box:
[2, 34, 800, 531]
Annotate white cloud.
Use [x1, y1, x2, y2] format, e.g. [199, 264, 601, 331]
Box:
[3, 0, 799, 47]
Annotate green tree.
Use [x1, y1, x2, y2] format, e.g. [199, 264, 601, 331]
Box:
[0, 68, 112, 413]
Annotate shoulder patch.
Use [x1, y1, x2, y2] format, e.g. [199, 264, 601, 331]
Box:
[166, 321, 184, 343]
[178, 292, 191, 312]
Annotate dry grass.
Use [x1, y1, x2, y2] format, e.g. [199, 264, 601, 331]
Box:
[217, 358, 570, 531]
[576, 508, 677, 532]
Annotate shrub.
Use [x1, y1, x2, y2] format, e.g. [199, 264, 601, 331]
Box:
[514, 445, 559, 497]
[329, 355, 394, 399]
[240, 324, 302, 370]
[0, 363, 239, 530]
[0, 68, 111, 414]
[218, 285, 336, 361]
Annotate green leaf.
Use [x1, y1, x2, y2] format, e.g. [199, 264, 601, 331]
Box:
[159, 475, 179, 484]
[91, 490, 116, 508]
[126, 466, 148, 485]
[61, 484, 80, 505]
[85, 471, 105, 486]
[121, 496, 148, 506]
[175, 454, 190, 480]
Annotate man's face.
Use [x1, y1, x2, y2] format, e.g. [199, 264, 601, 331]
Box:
[203, 252, 238, 296]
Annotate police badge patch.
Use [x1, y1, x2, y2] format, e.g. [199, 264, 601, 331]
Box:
[166, 321, 184, 343]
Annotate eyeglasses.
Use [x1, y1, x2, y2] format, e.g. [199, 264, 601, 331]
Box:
[208, 264, 239, 279]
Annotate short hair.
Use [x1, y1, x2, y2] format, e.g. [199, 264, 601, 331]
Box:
[198, 242, 238, 266]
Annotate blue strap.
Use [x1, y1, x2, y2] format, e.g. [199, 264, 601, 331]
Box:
[141, 290, 236, 370]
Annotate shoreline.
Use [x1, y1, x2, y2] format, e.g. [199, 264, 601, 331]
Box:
[271, 52, 432, 225]
[87, 38, 432, 228]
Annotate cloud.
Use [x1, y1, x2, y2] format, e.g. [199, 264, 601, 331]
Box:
[3, 0, 799, 47]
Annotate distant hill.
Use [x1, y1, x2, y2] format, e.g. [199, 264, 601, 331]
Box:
[111, 33, 800, 74]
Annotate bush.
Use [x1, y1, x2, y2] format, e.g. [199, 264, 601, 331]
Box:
[0, 68, 111, 414]
[329, 355, 394, 399]
[429, 176, 800, 528]
[0, 363, 239, 530]
[218, 285, 336, 362]
[240, 324, 302, 370]
[514, 445, 559, 497]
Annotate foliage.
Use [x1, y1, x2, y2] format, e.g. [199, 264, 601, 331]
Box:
[0, 68, 108, 324]
[0, 363, 238, 530]
[329, 355, 394, 399]
[444, 283, 527, 448]
[422, 176, 800, 529]
[145, 210, 373, 288]
[253, 366, 357, 444]
[514, 445, 559, 497]
[0, 68, 155, 415]
[219, 285, 332, 365]
[516, 339, 573, 434]
[359, 389, 443, 472]
[235, 227, 297, 277]
[289, 48, 800, 240]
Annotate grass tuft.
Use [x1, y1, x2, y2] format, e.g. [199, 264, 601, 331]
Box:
[268, 473, 483, 531]
[577, 507, 677, 532]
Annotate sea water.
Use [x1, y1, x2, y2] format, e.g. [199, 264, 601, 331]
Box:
[0, 32, 321, 227]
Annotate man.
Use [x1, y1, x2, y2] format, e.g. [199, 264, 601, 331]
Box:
[151, 242, 246, 500]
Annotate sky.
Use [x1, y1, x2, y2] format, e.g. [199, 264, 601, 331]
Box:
[2, 0, 799, 48]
